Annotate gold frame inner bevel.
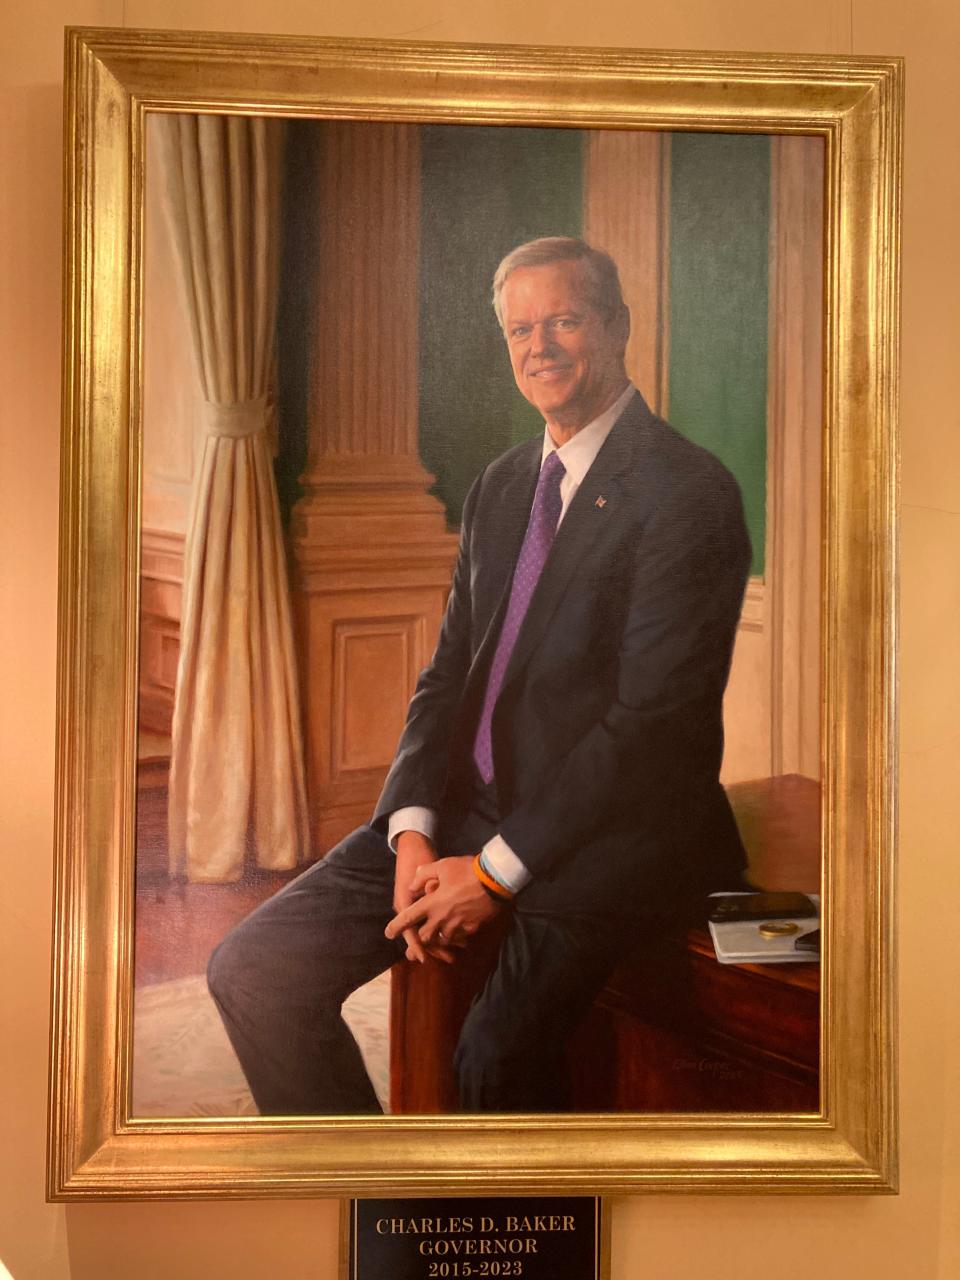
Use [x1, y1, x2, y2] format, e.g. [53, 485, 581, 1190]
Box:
[49, 26, 901, 1199]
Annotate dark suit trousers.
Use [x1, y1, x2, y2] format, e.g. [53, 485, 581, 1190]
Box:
[208, 788, 653, 1115]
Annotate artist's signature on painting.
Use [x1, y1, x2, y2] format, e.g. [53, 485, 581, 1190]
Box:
[671, 1057, 745, 1080]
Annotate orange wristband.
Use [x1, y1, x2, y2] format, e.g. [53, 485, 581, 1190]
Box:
[473, 853, 514, 901]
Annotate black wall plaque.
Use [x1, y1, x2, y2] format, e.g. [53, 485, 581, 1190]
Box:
[345, 1197, 603, 1280]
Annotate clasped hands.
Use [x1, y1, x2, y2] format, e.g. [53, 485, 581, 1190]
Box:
[386, 830, 502, 964]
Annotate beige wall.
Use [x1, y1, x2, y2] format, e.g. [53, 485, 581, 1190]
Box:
[1, 2, 957, 1278]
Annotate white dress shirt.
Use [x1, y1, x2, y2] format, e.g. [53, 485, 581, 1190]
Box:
[388, 381, 637, 893]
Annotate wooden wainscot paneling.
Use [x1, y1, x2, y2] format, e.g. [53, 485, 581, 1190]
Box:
[295, 591, 445, 851]
[138, 528, 185, 736]
[721, 576, 773, 783]
[333, 617, 425, 776]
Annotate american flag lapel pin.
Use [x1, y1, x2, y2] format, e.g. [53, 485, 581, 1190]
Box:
[595, 495, 607, 509]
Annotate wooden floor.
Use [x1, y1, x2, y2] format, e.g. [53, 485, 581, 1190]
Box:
[134, 759, 301, 986]
[134, 872, 300, 986]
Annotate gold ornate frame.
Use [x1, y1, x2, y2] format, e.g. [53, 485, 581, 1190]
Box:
[49, 27, 900, 1198]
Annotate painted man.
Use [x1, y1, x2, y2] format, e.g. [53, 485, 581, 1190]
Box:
[208, 236, 751, 1113]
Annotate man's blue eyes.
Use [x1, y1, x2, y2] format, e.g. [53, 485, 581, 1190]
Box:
[510, 318, 578, 339]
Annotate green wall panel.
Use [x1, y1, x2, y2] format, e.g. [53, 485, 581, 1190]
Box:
[418, 125, 584, 527]
[667, 132, 769, 576]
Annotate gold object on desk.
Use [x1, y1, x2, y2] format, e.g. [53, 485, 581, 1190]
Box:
[759, 921, 801, 939]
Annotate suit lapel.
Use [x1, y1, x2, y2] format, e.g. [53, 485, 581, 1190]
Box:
[499, 394, 649, 694]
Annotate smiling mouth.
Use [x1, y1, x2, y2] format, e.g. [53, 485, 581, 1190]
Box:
[529, 365, 571, 380]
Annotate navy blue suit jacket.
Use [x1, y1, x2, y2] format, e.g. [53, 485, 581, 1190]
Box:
[374, 392, 751, 920]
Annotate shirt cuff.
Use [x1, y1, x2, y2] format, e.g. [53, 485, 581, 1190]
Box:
[387, 807, 438, 852]
[479, 835, 532, 894]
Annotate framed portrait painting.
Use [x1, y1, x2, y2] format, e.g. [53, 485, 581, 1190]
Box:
[49, 28, 900, 1197]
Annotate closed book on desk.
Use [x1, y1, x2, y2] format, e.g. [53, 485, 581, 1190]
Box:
[708, 895, 820, 965]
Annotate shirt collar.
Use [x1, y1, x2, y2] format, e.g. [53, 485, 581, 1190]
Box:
[540, 382, 637, 484]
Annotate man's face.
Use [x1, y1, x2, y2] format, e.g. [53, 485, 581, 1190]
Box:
[499, 259, 628, 434]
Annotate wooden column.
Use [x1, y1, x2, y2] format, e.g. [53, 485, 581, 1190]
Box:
[767, 136, 824, 781]
[584, 131, 670, 414]
[291, 123, 459, 853]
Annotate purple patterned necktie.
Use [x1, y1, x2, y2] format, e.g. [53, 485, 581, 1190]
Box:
[473, 450, 566, 783]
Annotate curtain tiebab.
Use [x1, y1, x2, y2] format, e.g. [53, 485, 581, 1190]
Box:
[202, 396, 269, 439]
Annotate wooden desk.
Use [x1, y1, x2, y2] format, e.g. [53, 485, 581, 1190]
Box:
[390, 775, 821, 1113]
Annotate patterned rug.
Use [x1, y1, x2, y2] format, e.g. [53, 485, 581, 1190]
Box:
[132, 971, 391, 1116]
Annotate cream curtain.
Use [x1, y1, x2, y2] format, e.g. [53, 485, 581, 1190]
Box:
[157, 114, 308, 882]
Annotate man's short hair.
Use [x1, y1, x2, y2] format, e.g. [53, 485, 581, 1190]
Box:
[492, 237, 626, 330]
